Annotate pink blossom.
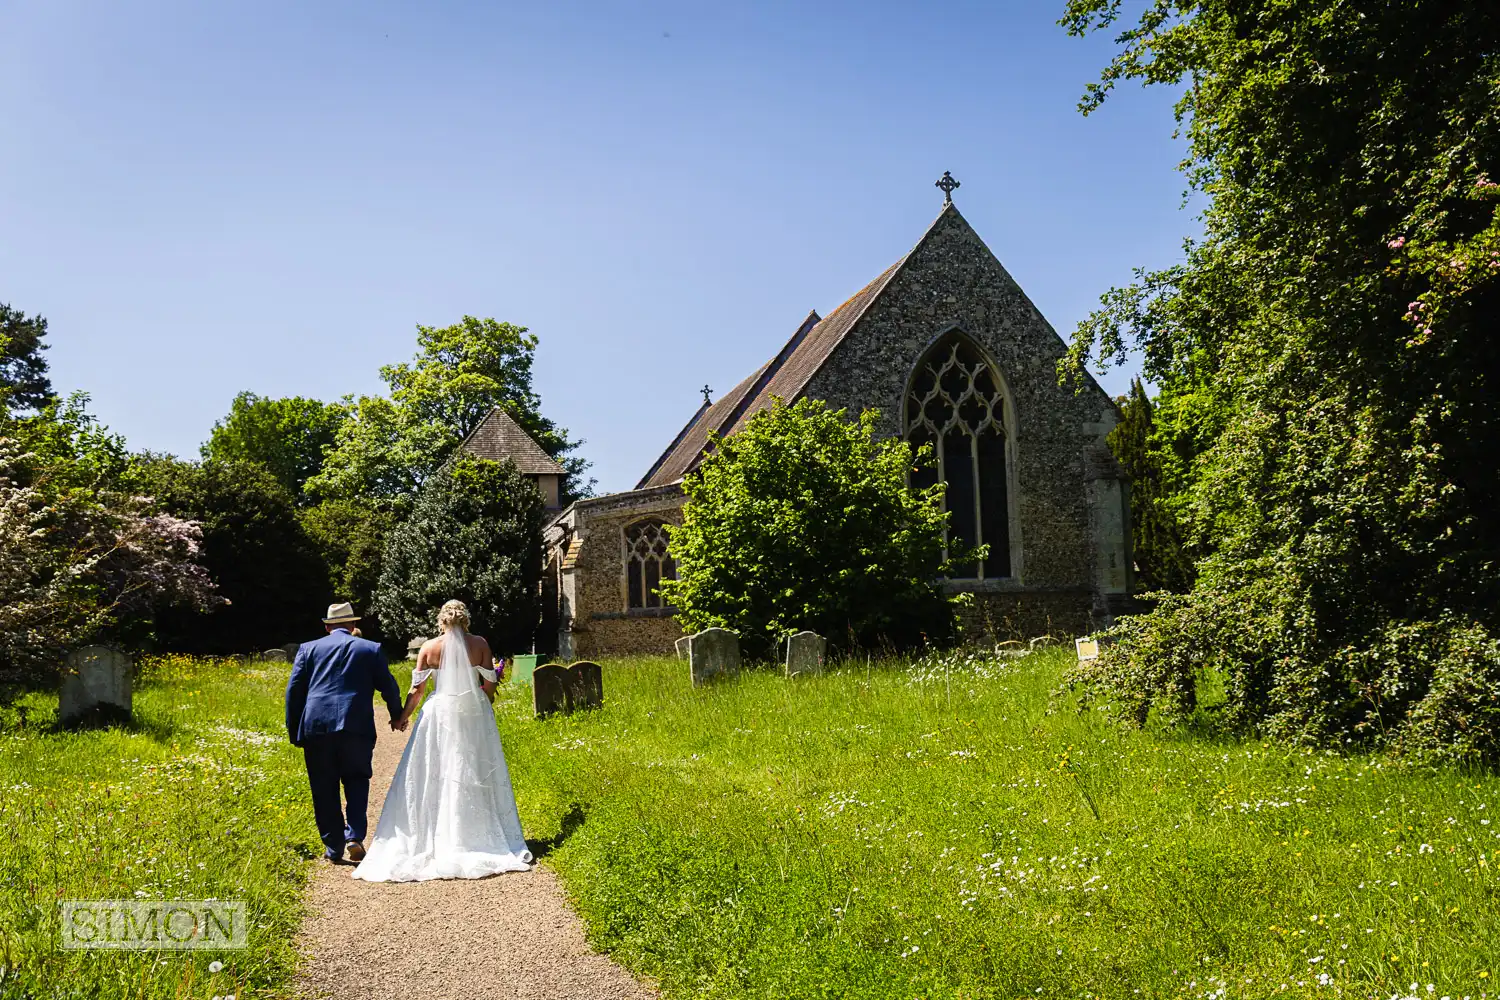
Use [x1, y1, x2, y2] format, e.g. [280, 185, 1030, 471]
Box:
[1388, 237, 1406, 249]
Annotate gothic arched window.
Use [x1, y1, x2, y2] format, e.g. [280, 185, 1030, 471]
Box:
[905, 333, 1012, 579]
[625, 519, 676, 609]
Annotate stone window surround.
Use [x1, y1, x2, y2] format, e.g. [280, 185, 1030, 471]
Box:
[622, 517, 677, 611]
[903, 324, 1024, 585]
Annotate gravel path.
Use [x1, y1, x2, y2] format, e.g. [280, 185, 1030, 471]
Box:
[296, 726, 657, 1000]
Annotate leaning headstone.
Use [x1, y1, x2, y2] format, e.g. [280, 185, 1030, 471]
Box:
[688, 628, 740, 687]
[568, 661, 603, 710]
[674, 636, 691, 660]
[784, 631, 826, 678]
[533, 664, 571, 718]
[59, 646, 133, 728]
[261, 648, 290, 663]
[282, 642, 301, 660]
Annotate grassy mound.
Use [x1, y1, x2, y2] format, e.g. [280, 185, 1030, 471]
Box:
[499, 648, 1500, 1000]
[0, 656, 320, 999]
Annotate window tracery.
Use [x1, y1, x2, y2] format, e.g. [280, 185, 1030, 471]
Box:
[625, 519, 676, 609]
[905, 333, 1012, 579]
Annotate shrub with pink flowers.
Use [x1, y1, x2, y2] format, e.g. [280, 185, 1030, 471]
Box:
[0, 437, 219, 683]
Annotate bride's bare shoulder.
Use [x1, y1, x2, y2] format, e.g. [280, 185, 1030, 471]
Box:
[418, 636, 445, 665]
[466, 632, 492, 657]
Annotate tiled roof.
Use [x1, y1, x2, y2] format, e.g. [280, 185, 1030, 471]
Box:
[457, 407, 566, 476]
[634, 362, 773, 489]
[722, 259, 904, 437]
[636, 255, 907, 489]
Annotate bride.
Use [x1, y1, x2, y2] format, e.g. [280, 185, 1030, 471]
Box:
[353, 600, 533, 882]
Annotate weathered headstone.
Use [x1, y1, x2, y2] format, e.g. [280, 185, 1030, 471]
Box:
[282, 642, 301, 660]
[674, 636, 691, 660]
[784, 631, 826, 678]
[59, 646, 132, 727]
[569, 661, 603, 710]
[688, 628, 740, 687]
[533, 664, 571, 718]
[407, 636, 429, 661]
[261, 648, 290, 663]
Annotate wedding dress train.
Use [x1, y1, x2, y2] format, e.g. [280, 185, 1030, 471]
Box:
[353, 628, 532, 882]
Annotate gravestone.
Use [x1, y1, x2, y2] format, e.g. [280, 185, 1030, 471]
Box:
[569, 661, 604, 711]
[261, 648, 290, 663]
[407, 637, 428, 660]
[59, 646, 132, 727]
[674, 636, 691, 661]
[282, 642, 301, 659]
[784, 631, 826, 678]
[533, 663, 571, 718]
[1075, 637, 1100, 662]
[688, 628, 740, 687]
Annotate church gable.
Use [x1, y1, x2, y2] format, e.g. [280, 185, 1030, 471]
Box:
[558, 186, 1133, 660]
[803, 201, 1124, 591]
[803, 201, 1117, 443]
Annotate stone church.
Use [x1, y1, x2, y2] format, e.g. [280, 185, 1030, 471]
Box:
[536, 184, 1130, 658]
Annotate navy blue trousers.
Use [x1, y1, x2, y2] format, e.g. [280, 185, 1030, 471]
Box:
[301, 732, 375, 855]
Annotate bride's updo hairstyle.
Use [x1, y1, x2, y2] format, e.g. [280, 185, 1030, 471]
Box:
[436, 600, 471, 633]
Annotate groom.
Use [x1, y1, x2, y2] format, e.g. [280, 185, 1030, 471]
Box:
[285, 603, 405, 863]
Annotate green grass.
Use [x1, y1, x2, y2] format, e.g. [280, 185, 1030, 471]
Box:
[498, 649, 1500, 1000]
[0, 655, 334, 1000]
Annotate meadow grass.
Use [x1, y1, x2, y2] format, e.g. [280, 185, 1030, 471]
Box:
[497, 648, 1500, 1000]
[0, 655, 347, 1000]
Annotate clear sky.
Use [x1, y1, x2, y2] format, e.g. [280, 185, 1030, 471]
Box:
[1, 1, 1194, 494]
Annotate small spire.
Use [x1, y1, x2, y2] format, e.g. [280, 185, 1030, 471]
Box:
[701, 384, 713, 406]
[935, 170, 960, 204]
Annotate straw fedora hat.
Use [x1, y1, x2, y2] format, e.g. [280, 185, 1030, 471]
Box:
[322, 602, 362, 625]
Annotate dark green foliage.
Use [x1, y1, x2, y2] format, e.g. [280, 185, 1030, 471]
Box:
[1060, 2, 1500, 761]
[0, 303, 54, 414]
[130, 457, 332, 654]
[660, 399, 958, 658]
[373, 456, 544, 655]
[1106, 379, 1193, 592]
[202, 392, 346, 502]
[299, 499, 394, 638]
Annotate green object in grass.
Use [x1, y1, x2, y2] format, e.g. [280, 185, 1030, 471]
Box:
[509, 654, 540, 684]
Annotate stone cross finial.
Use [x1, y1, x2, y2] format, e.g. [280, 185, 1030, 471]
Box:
[701, 384, 713, 405]
[935, 171, 960, 204]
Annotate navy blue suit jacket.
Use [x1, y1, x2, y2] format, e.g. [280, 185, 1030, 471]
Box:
[285, 629, 404, 746]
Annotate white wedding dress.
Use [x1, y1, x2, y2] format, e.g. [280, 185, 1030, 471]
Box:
[353, 628, 533, 882]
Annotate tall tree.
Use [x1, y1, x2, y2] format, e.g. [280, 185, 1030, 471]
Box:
[0, 303, 55, 414]
[1107, 379, 1194, 593]
[202, 392, 346, 502]
[307, 317, 591, 512]
[131, 457, 333, 654]
[1060, 1, 1500, 762]
[299, 498, 394, 634]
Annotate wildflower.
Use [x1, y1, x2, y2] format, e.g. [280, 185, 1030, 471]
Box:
[208, 961, 224, 973]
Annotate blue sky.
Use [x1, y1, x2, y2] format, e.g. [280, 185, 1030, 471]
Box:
[1, 1, 1194, 494]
